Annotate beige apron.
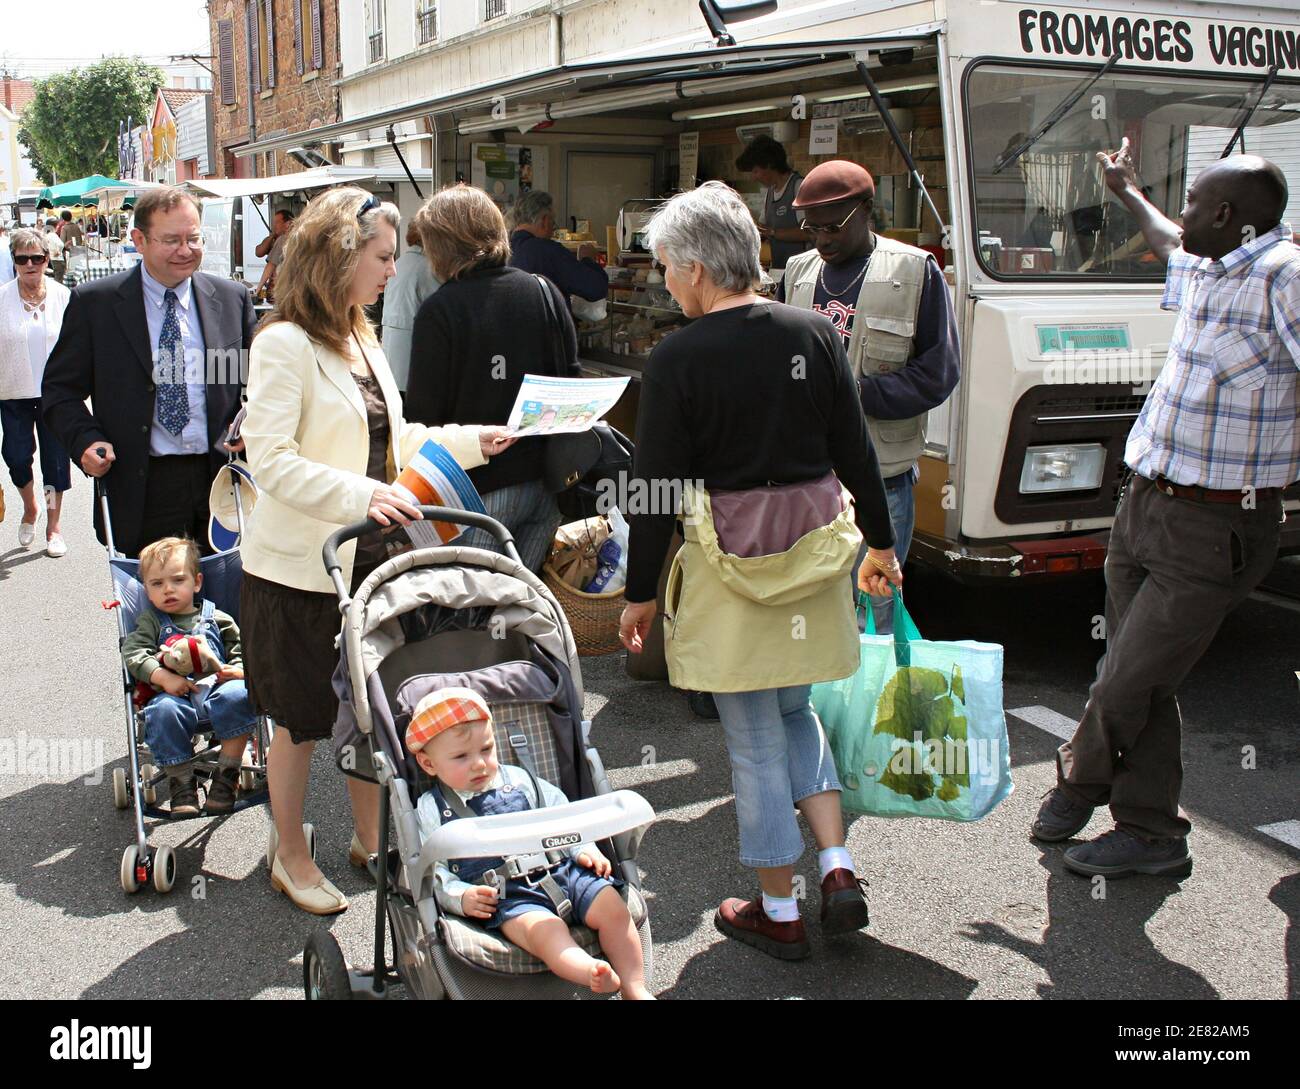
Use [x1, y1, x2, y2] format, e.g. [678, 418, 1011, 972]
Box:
[663, 481, 862, 694]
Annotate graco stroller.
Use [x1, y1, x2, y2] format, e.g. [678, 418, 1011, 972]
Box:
[302, 508, 655, 1000]
[99, 463, 275, 895]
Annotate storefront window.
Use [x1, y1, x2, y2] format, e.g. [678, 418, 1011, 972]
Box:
[964, 64, 1300, 279]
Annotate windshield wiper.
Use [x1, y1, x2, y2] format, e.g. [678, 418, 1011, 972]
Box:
[1221, 64, 1281, 157]
[993, 53, 1121, 174]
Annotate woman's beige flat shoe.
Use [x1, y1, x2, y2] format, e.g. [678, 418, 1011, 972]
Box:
[349, 832, 374, 869]
[270, 855, 348, 916]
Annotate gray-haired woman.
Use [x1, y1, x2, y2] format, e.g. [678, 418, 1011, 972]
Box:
[0, 227, 72, 555]
[619, 181, 902, 961]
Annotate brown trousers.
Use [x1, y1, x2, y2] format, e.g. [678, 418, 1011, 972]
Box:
[1058, 475, 1283, 839]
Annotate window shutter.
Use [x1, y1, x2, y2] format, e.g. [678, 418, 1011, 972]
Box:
[311, 0, 323, 69]
[293, 0, 303, 75]
[247, 1, 262, 94]
[218, 20, 235, 105]
[264, 0, 276, 88]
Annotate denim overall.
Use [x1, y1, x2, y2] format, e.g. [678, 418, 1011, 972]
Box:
[432, 777, 621, 931]
[141, 600, 255, 767]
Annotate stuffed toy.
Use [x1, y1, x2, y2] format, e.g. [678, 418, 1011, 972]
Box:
[159, 633, 222, 679]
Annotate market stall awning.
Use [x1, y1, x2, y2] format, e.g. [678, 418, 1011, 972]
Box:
[232, 28, 940, 158]
[38, 175, 135, 208]
[182, 167, 379, 198]
[84, 179, 168, 211]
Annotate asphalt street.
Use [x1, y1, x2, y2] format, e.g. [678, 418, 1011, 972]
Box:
[0, 478, 1295, 1000]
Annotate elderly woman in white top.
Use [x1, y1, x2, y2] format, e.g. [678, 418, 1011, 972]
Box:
[0, 227, 72, 556]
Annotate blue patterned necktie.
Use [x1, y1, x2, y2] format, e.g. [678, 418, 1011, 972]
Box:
[156, 288, 189, 437]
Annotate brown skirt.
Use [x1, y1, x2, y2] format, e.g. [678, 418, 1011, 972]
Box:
[240, 571, 348, 744]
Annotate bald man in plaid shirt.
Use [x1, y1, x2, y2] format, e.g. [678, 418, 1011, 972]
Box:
[1033, 142, 1299, 880]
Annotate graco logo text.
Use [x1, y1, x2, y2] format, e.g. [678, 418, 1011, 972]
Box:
[50, 1021, 151, 1069]
[543, 832, 581, 849]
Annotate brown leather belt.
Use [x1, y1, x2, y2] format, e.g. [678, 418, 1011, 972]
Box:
[1152, 474, 1282, 504]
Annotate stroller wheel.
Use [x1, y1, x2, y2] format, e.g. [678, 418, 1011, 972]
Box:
[266, 822, 318, 870]
[152, 845, 177, 894]
[140, 764, 158, 805]
[303, 931, 351, 1000]
[120, 845, 143, 894]
[112, 768, 130, 810]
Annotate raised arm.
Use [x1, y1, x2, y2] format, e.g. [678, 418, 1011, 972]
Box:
[1097, 137, 1182, 265]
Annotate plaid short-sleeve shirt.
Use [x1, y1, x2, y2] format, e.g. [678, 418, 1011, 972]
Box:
[1125, 224, 1300, 490]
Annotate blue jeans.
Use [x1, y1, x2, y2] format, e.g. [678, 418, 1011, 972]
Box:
[141, 680, 255, 768]
[713, 685, 843, 868]
[458, 479, 562, 575]
[0, 398, 72, 493]
[858, 470, 916, 635]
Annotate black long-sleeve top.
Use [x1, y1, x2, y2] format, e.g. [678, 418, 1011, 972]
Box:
[404, 264, 580, 495]
[625, 301, 895, 604]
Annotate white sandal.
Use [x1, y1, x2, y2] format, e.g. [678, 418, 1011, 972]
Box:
[46, 533, 67, 558]
[18, 522, 35, 549]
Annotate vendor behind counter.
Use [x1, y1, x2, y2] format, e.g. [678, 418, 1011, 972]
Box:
[736, 135, 812, 270]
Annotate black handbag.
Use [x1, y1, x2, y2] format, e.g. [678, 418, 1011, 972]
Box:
[532, 273, 606, 493]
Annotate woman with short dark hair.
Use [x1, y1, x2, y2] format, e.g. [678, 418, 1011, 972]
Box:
[735, 134, 810, 270]
[405, 184, 581, 572]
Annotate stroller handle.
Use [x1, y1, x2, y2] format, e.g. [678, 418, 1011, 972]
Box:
[323, 507, 522, 599]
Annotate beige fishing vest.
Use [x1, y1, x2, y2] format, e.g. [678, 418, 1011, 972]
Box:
[784, 235, 929, 479]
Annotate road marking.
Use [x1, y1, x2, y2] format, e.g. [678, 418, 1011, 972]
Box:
[1007, 705, 1076, 741]
[1256, 820, 1300, 850]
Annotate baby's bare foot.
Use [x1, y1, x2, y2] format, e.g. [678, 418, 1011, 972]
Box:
[589, 960, 621, 994]
[622, 982, 655, 1000]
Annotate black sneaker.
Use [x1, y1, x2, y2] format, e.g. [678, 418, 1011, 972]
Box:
[1031, 787, 1094, 842]
[1063, 828, 1192, 879]
[168, 774, 200, 815]
[687, 690, 720, 720]
[204, 766, 241, 813]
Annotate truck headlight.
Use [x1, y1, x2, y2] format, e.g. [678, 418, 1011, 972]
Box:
[1019, 444, 1105, 494]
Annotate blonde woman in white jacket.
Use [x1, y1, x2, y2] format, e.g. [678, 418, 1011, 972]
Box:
[241, 188, 513, 915]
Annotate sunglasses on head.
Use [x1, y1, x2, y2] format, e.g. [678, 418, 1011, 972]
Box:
[14, 253, 47, 266]
[356, 194, 381, 220]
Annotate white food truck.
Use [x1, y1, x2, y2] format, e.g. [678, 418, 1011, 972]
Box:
[232, 0, 1300, 580]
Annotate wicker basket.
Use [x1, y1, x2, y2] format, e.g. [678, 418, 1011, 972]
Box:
[542, 563, 625, 656]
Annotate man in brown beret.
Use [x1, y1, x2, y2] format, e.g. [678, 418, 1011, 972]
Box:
[779, 159, 960, 632]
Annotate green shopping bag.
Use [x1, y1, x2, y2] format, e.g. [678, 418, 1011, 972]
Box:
[810, 588, 1013, 820]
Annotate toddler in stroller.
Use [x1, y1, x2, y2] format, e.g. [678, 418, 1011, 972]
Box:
[120, 536, 254, 815]
[409, 686, 651, 1000]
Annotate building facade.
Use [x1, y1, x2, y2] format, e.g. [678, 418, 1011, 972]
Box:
[207, 0, 343, 177]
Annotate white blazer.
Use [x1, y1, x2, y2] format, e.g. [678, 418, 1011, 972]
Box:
[240, 321, 486, 594]
[0, 278, 72, 400]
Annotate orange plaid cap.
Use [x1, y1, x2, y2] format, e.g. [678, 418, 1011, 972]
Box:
[406, 687, 493, 753]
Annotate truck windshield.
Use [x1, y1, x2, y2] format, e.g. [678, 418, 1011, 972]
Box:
[965, 64, 1300, 279]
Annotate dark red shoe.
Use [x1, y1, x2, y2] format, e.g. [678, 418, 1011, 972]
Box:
[820, 869, 870, 935]
[714, 894, 810, 960]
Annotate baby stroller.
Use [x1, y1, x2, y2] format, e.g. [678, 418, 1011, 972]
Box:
[304, 508, 655, 1000]
[99, 460, 274, 895]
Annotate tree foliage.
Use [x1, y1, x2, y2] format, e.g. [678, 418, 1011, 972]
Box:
[18, 58, 163, 183]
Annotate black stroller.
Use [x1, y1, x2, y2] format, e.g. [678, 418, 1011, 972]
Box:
[302, 508, 655, 999]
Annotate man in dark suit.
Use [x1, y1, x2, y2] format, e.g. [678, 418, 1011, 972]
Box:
[42, 187, 257, 557]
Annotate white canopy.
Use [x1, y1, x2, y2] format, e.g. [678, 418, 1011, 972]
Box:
[182, 166, 379, 199]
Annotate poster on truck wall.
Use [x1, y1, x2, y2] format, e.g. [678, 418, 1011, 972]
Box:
[471, 143, 550, 209]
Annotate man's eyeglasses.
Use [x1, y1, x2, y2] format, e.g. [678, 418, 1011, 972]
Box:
[798, 202, 866, 236]
[13, 253, 48, 266]
[147, 234, 205, 251]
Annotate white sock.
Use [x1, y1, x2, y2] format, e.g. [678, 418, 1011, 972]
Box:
[761, 892, 799, 922]
[818, 846, 854, 880]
